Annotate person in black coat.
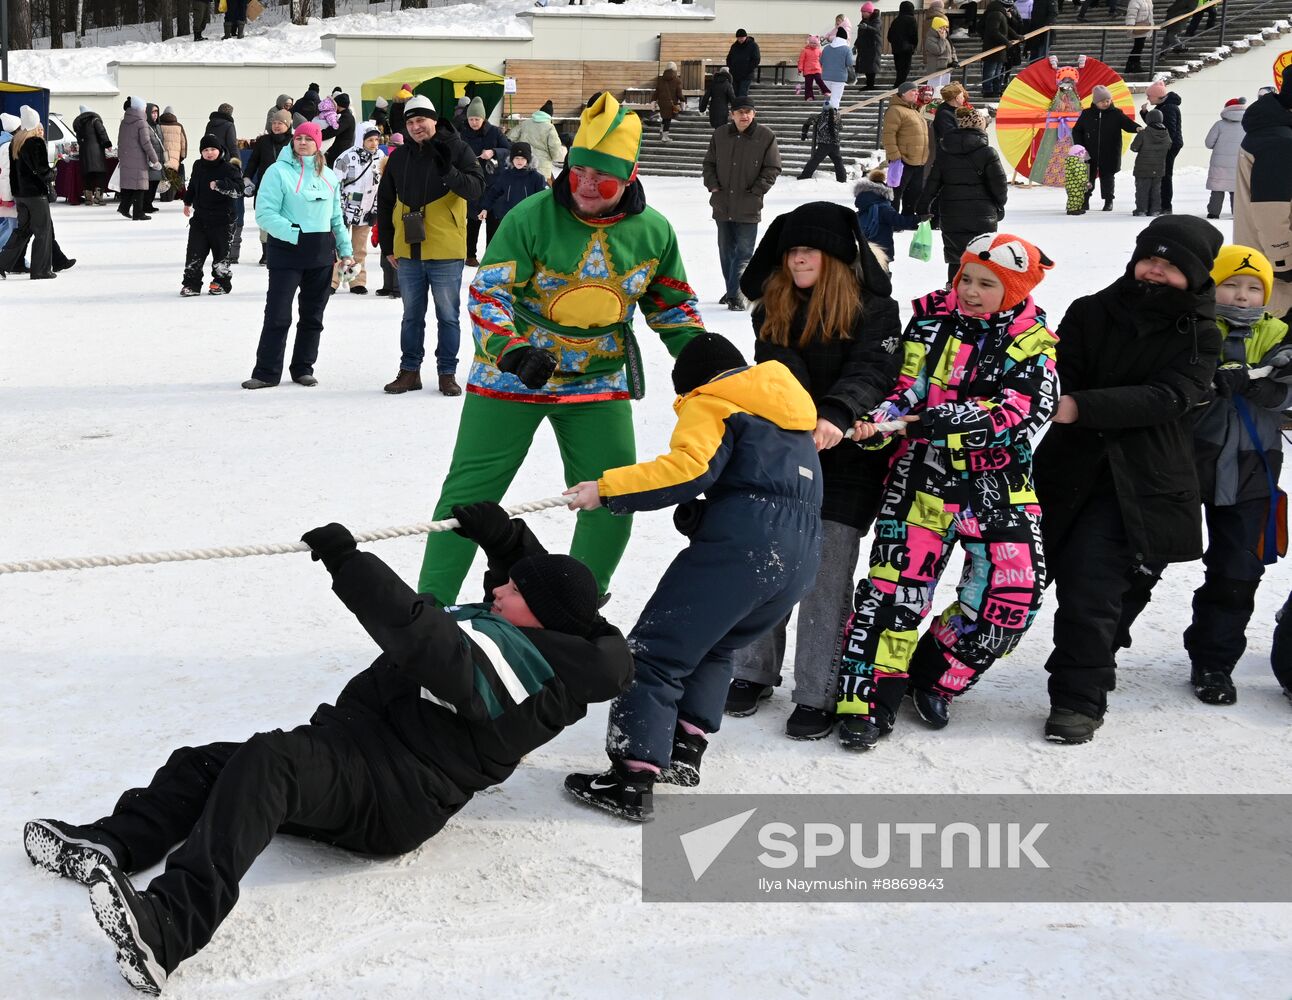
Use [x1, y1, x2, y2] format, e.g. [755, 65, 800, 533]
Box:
[888, 1, 920, 86]
[0, 118, 75, 279]
[478, 142, 547, 245]
[72, 106, 112, 204]
[22, 505, 633, 994]
[854, 8, 883, 89]
[322, 93, 356, 169]
[726, 29, 762, 98]
[915, 106, 1008, 284]
[1071, 85, 1140, 210]
[722, 201, 901, 738]
[180, 134, 244, 295]
[933, 83, 968, 144]
[979, 0, 1022, 98]
[1034, 215, 1223, 744]
[1147, 87, 1184, 212]
[294, 88, 321, 126]
[700, 66, 737, 129]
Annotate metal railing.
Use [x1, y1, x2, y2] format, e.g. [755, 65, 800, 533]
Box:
[839, 0, 1249, 150]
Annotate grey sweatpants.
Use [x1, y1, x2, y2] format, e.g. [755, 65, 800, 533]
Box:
[731, 519, 863, 711]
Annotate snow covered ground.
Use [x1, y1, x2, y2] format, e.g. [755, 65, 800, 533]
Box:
[2, 168, 1290, 998]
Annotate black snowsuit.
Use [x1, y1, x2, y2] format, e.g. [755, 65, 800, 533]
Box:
[1034, 273, 1221, 718]
[799, 108, 847, 181]
[182, 156, 243, 293]
[1072, 104, 1139, 203]
[79, 532, 633, 975]
[915, 127, 1008, 284]
[323, 107, 356, 168]
[700, 70, 736, 129]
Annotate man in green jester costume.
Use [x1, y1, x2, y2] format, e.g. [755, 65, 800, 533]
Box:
[418, 93, 705, 601]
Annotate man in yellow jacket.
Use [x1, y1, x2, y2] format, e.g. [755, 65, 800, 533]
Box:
[562, 333, 824, 821]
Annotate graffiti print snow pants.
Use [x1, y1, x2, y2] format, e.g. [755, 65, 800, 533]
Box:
[837, 505, 1046, 724]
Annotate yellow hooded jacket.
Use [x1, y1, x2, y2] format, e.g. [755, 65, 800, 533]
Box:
[598, 361, 821, 514]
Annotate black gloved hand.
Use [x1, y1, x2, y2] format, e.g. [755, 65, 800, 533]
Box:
[498, 345, 558, 389]
[673, 499, 708, 537]
[451, 502, 519, 550]
[1214, 362, 1250, 398]
[301, 523, 358, 575]
[428, 137, 452, 175]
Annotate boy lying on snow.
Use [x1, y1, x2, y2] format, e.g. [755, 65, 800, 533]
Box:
[24, 510, 633, 995]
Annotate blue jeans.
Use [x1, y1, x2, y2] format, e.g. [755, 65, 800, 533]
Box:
[715, 220, 757, 300]
[0, 217, 14, 254]
[398, 257, 465, 374]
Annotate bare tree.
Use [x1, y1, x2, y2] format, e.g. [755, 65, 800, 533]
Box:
[177, 0, 190, 36]
[400, 0, 426, 9]
[322, 0, 334, 17]
[8, 0, 33, 51]
[48, 0, 63, 47]
[292, 0, 312, 25]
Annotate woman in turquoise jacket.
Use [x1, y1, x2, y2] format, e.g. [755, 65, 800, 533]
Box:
[244, 122, 354, 389]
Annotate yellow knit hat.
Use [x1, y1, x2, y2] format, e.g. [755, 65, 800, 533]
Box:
[931, 15, 950, 30]
[569, 92, 642, 181]
[1211, 244, 1273, 304]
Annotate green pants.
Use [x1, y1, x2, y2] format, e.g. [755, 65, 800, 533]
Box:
[418, 393, 636, 602]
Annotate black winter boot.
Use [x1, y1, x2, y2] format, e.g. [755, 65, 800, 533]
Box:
[837, 706, 894, 751]
[911, 688, 952, 729]
[1044, 708, 1103, 744]
[724, 678, 774, 717]
[87, 863, 169, 995]
[785, 704, 835, 740]
[657, 725, 707, 787]
[24, 819, 123, 885]
[1190, 667, 1237, 705]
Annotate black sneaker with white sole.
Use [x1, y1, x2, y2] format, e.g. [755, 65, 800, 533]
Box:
[87, 863, 169, 995]
[785, 704, 835, 740]
[837, 707, 894, 751]
[24, 819, 121, 885]
[725, 678, 774, 717]
[564, 762, 655, 822]
[657, 727, 707, 787]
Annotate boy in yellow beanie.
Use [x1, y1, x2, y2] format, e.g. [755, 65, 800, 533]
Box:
[1116, 245, 1292, 706]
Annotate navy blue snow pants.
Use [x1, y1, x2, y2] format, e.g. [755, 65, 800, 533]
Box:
[606, 494, 822, 767]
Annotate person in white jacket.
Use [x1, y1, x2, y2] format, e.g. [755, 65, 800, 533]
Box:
[330, 122, 385, 293]
[1204, 98, 1246, 219]
[0, 112, 19, 255]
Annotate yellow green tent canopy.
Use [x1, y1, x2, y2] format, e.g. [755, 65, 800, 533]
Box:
[360, 65, 505, 124]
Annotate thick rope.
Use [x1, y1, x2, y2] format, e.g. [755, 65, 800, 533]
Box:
[0, 495, 572, 576]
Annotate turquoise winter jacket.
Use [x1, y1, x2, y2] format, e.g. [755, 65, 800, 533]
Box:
[255, 144, 352, 263]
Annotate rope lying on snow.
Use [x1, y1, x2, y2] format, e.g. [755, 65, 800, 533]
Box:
[0, 495, 572, 576]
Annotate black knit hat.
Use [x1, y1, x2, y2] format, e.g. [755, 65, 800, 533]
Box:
[672, 332, 747, 396]
[1131, 215, 1224, 293]
[740, 201, 893, 301]
[509, 554, 599, 637]
[199, 133, 222, 152]
[511, 141, 533, 161]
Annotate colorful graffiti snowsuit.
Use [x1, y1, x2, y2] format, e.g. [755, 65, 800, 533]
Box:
[837, 289, 1059, 723]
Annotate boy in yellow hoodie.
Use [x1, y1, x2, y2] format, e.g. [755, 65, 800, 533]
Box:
[562, 333, 823, 820]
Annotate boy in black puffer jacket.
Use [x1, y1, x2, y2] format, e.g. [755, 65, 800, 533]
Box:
[915, 105, 1008, 285]
[180, 133, 243, 296]
[478, 141, 548, 247]
[1130, 109, 1172, 218]
[23, 505, 633, 995]
[1034, 216, 1223, 744]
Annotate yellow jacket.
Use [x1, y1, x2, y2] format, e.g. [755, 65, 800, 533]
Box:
[599, 361, 820, 513]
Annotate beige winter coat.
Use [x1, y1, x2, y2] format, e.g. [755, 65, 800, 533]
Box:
[159, 119, 188, 172]
[882, 96, 930, 166]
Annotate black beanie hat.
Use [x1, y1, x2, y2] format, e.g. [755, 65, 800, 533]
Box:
[672, 332, 747, 396]
[511, 140, 533, 161]
[740, 201, 893, 302]
[541, 99, 555, 115]
[509, 554, 599, 637]
[199, 133, 222, 152]
[1131, 215, 1224, 293]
